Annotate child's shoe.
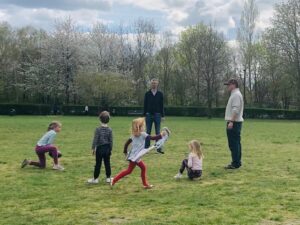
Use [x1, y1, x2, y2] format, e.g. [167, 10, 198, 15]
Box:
[87, 178, 99, 184]
[21, 159, 29, 168]
[106, 177, 111, 183]
[156, 148, 165, 154]
[143, 184, 154, 189]
[174, 173, 182, 179]
[53, 164, 64, 171]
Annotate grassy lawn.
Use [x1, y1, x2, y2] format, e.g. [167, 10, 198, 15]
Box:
[0, 116, 299, 225]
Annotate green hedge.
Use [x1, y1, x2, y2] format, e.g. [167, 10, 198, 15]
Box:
[1, 103, 300, 119]
[0, 104, 52, 115]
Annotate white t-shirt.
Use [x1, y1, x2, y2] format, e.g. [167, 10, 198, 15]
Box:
[127, 132, 149, 161]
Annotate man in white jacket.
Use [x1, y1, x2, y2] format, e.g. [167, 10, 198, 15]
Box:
[224, 78, 244, 169]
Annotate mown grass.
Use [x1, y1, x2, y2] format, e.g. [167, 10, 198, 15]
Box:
[0, 116, 299, 225]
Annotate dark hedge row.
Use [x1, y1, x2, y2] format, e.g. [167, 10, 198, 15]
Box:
[0, 104, 300, 119]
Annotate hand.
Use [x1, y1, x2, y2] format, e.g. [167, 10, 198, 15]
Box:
[227, 122, 234, 129]
[92, 150, 96, 155]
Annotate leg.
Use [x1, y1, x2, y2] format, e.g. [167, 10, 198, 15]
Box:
[29, 152, 46, 168]
[145, 113, 153, 148]
[48, 147, 58, 165]
[36, 145, 58, 165]
[112, 161, 136, 185]
[226, 123, 241, 168]
[179, 159, 188, 174]
[136, 160, 148, 186]
[187, 170, 202, 180]
[154, 113, 161, 135]
[235, 123, 242, 167]
[30, 146, 56, 168]
[103, 149, 112, 178]
[94, 148, 103, 179]
[153, 113, 163, 153]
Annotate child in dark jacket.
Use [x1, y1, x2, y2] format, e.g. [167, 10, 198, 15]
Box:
[87, 111, 113, 184]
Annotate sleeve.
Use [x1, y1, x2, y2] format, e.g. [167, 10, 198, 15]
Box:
[91, 128, 99, 150]
[187, 154, 193, 168]
[109, 129, 113, 151]
[47, 131, 56, 145]
[161, 92, 165, 117]
[149, 134, 162, 141]
[232, 95, 242, 115]
[123, 138, 132, 154]
[143, 92, 148, 116]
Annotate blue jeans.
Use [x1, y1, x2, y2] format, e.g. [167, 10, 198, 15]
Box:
[226, 122, 242, 168]
[145, 113, 161, 148]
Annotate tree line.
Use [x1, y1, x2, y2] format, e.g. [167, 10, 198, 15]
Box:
[0, 0, 299, 112]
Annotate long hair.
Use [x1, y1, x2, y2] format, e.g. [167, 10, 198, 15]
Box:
[189, 140, 204, 159]
[47, 121, 62, 131]
[131, 118, 145, 137]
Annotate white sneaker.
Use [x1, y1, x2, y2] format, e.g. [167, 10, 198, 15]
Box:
[106, 178, 111, 183]
[87, 178, 99, 184]
[53, 164, 64, 171]
[174, 173, 182, 179]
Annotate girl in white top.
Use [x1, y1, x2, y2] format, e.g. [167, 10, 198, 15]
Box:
[174, 140, 203, 180]
[111, 118, 166, 189]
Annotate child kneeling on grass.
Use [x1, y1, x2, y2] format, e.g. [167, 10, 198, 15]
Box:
[111, 117, 167, 189]
[87, 111, 113, 184]
[174, 140, 203, 180]
[21, 121, 64, 171]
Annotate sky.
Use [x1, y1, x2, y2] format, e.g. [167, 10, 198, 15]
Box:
[0, 0, 282, 41]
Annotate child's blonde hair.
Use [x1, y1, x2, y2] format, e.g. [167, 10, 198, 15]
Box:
[189, 140, 204, 159]
[131, 118, 145, 136]
[47, 121, 62, 131]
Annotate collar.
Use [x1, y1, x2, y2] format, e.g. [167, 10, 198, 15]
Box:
[101, 123, 108, 127]
[151, 89, 158, 95]
[231, 88, 240, 94]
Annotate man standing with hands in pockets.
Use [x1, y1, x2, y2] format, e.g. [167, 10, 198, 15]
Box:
[144, 78, 165, 153]
[224, 78, 244, 169]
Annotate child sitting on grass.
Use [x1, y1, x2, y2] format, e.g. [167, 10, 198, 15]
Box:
[87, 111, 113, 184]
[21, 121, 64, 171]
[174, 140, 203, 180]
[111, 117, 167, 189]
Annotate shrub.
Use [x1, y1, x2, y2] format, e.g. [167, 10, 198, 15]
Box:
[0, 104, 300, 119]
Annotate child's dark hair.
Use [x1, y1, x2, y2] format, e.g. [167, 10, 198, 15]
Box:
[99, 111, 110, 124]
[47, 121, 62, 131]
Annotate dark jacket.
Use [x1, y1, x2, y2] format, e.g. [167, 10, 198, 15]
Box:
[91, 126, 113, 151]
[143, 90, 164, 117]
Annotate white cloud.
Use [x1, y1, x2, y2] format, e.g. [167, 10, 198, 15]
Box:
[0, 0, 112, 11]
[0, 5, 112, 30]
[0, 0, 283, 40]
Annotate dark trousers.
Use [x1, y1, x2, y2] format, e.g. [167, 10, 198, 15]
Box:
[94, 144, 111, 179]
[145, 113, 161, 148]
[179, 159, 202, 180]
[226, 122, 242, 168]
[29, 145, 58, 168]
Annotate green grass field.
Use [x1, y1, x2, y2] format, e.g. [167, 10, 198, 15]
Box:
[0, 116, 299, 225]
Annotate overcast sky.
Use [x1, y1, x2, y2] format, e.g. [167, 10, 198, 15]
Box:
[0, 0, 282, 41]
